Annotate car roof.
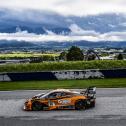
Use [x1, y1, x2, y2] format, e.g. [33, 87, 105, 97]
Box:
[51, 89, 71, 93]
[50, 89, 79, 94]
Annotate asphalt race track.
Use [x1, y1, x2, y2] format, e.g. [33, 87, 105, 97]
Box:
[0, 88, 126, 126]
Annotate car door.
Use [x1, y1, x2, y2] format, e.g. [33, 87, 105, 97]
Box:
[47, 92, 73, 109]
[47, 92, 62, 108]
[56, 92, 75, 110]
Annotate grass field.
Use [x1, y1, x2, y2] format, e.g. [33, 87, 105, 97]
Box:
[0, 78, 126, 90]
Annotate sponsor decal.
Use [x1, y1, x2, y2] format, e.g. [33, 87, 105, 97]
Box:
[58, 99, 71, 104]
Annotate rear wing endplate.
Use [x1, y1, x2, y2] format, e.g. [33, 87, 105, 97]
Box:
[80, 87, 96, 98]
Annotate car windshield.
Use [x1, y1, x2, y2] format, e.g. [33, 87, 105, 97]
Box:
[39, 91, 52, 98]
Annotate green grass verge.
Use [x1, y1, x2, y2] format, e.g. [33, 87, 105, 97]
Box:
[0, 78, 126, 90]
[0, 60, 126, 72]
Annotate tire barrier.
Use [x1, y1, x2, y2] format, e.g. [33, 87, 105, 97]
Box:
[0, 69, 125, 81]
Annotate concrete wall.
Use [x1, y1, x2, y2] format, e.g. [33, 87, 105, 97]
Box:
[53, 70, 104, 80]
[0, 69, 125, 81]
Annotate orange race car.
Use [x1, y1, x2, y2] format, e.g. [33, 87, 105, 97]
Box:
[24, 87, 96, 111]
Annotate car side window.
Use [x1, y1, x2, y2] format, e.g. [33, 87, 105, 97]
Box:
[48, 92, 62, 99]
[61, 92, 72, 97]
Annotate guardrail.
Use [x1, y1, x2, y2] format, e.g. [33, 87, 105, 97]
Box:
[0, 69, 126, 81]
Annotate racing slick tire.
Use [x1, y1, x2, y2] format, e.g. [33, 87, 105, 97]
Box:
[32, 101, 43, 111]
[90, 101, 95, 108]
[75, 100, 87, 110]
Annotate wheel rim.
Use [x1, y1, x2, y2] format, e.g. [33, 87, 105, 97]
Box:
[32, 102, 42, 111]
[75, 100, 86, 110]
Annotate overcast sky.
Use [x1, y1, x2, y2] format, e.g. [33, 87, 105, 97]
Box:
[0, 0, 126, 42]
[0, 0, 126, 16]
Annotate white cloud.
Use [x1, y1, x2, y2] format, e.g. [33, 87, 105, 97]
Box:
[0, 25, 126, 42]
[69, 24, 100, 36]
[44, 28, 56, 35]
[0, 0, 126, 16]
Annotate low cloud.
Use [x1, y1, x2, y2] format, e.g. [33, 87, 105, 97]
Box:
[0, 25, 126, 42]
[69, 24, 100, 36]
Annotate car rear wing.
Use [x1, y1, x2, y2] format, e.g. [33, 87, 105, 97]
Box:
[80, 87, 96, 99]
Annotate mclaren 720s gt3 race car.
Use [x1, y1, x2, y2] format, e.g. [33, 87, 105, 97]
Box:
[24, 87, 96, 111]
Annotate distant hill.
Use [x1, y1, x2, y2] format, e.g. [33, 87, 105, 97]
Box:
[0, 40, 36, 48]
[0, 40, 125, 51]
